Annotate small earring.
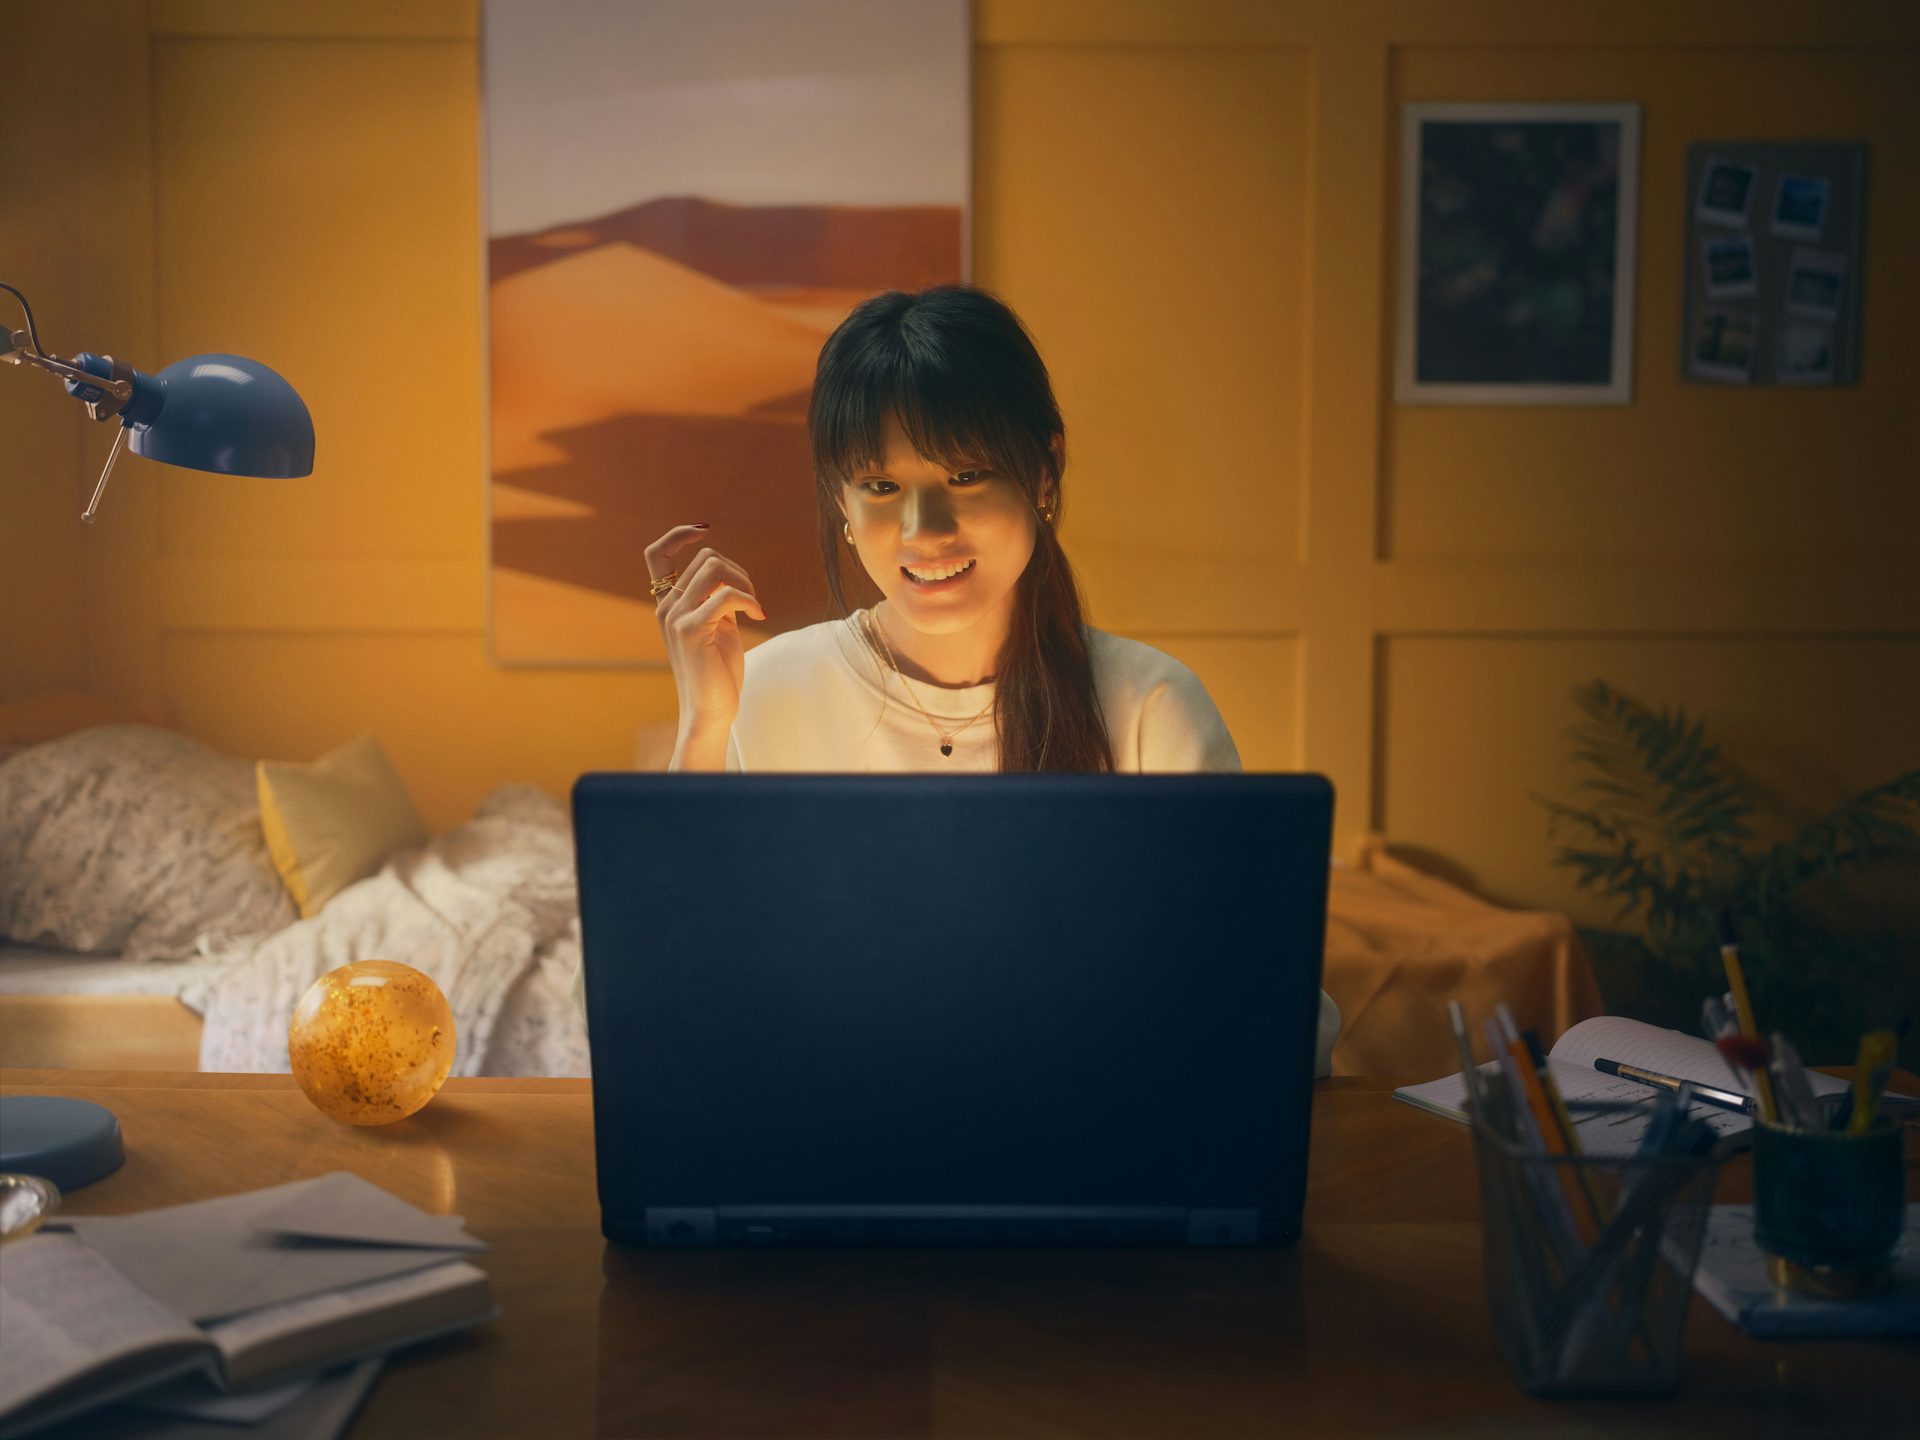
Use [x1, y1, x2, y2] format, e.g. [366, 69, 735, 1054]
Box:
[843, 521, 855, 547]
[1040, 505, 1055, 524]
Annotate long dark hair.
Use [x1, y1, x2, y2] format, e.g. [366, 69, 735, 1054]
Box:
[808, 285, 1113, 772]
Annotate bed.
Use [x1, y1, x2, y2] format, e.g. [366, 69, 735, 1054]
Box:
[0, 942, 213, 1070]
[0, 721, 1603, 1078]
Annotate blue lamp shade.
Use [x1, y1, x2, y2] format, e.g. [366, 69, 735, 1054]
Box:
[128, 353, 315, 478]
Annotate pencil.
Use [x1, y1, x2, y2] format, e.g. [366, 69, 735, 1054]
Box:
[1717, 910, 1778, 1124]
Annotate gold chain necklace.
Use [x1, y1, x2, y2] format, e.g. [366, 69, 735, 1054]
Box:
[862, 610, 994, 758]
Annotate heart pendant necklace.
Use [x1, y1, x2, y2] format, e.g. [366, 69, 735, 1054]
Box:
[863, 610, 994, 758]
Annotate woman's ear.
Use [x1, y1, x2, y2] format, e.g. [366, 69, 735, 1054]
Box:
[1043, 432, 1064, 511]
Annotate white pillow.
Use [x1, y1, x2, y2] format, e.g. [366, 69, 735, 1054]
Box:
[0, 724, 298, 963]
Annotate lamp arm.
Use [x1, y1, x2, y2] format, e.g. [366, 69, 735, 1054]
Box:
[1, 330, 134, 415]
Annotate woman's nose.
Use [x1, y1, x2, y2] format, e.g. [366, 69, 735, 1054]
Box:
[901, 488, 958, 539]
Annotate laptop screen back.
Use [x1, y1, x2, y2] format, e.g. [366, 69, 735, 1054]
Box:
[573, 773, 1332, 1245]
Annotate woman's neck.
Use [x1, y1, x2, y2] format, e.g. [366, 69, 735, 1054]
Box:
[872, 600, 1007, 688]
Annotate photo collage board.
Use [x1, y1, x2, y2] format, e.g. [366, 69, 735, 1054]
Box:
[1683, 140, 1867, 387]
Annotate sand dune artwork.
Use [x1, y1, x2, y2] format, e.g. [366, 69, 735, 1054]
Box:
[482, 0, 969, 663]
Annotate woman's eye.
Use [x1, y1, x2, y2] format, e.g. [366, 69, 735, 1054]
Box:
[859, 479, 899, 495]
[951, 470, 993, 486]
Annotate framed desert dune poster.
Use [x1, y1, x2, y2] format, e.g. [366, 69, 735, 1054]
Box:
[482, 0, 970, 665]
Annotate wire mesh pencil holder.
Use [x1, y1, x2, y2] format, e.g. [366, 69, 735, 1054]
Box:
[1472, 1101, 1724, 1397]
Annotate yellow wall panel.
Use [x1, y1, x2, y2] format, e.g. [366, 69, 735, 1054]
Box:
[1, 1, 151, 700]
[975, 44, 1310, 634]
[153, 0, 473, 40]
[1141, 635, 1299, 772]
[149, 36, 481, 560]
[1384, 46, 1919, 561]
[1379, 636, 1920, 926]
[163, 632, 677, 834]
[9, 0, 1915, 930]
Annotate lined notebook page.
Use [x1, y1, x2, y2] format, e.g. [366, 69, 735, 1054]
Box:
[1391, 1056, 1748, 1149]
[1545, 1016, 1854, 1096]
[1392, 1014, 1915, 1147]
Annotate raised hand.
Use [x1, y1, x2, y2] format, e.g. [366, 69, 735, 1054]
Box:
[645, 524, 766, 768]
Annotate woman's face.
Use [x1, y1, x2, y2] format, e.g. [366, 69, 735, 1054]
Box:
[840, 414, 1053, 641]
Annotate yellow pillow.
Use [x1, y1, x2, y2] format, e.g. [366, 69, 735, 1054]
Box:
[257, 734, 429, 917]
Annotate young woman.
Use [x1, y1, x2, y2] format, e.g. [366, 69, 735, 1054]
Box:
[641, 284, 1338, 1073]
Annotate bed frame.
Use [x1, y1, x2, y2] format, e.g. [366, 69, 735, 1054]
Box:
[0, 995, 203, 1070]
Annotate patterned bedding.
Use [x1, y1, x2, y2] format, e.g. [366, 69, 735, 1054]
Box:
[188, 783, 590, 1078]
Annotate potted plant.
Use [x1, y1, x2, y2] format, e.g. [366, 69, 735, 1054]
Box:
[1535, 681, 1920, 1069]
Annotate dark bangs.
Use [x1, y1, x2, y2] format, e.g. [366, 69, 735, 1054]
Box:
[810, 288, 1056, 501]
[802, 285, 1109, 773]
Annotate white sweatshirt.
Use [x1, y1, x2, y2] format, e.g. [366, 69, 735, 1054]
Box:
[726, 612, 1241, 773]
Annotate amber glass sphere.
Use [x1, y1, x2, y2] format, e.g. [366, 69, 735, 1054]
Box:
[288, 961, 456, 1126]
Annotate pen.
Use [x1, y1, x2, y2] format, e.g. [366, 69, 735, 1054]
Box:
[1845, 1030, 1898, 1136]
[1767, 1032, 1824, 1130]
[1834, 1017, 1908, 1131]
[1447, 1000, 1482, 1115]
[1592, 1057, 1755, 1116]
[1525, 1029, 1610, 1236]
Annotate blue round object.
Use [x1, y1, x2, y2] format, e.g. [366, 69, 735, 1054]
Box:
[132, 353, 316, 478]
[0, 1096, 125, 1193]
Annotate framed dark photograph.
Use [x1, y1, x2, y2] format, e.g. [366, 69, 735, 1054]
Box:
[1396, 102, 1640, 406]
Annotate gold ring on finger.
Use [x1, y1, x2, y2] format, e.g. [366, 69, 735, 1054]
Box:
[648, 571, 679, 599]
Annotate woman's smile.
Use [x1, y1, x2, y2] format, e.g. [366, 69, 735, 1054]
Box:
[901, 558, 976, 590]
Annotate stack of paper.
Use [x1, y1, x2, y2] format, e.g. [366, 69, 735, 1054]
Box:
[1693, 1203, 1920, 1339]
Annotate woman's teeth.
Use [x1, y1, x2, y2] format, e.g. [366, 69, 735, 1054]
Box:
[903, 559, 975, 584]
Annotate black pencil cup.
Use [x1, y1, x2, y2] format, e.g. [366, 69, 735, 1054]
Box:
[1754, 1117, 1906, 1297]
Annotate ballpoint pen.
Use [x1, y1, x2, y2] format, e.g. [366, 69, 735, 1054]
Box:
[1448, 999, 1482, 1114]
[1767, 1032, 1824, 1130]
[1592, 1057, 1756, 1116]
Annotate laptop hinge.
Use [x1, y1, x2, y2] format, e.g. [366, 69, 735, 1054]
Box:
[645, 1207, 717, 1245]
[1186, 1209, 1260, 1245]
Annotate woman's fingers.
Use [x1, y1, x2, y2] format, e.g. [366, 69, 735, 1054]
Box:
[660, 550, 762, 619]
[672, 582, 767, 633]
[643, 523, 711, 583]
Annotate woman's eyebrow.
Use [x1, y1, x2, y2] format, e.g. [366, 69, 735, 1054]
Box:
[855, 458, 992, 478]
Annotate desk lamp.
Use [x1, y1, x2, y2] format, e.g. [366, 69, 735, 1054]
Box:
[0, 281, 314, 1209]
[1, 280, 314, 521]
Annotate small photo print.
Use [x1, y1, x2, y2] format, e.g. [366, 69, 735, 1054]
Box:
[1784, 248, 1846, 322]
[1702, 233, 1757, 299]
[1689, 307, 1758, 383]
[1771, 172, 1830, 241]
[1696, 156, 1758, 226]
[1778, 322, 1835, 385]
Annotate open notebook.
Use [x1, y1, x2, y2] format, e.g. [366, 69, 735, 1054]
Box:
[1394, 1014, 1917, 1150]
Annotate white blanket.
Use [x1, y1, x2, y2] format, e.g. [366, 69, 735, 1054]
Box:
[190, 784, 590, 1077]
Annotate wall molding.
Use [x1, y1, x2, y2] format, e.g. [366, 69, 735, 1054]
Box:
[160, 558, 482, 632]
[1374, 561, 1920, 637]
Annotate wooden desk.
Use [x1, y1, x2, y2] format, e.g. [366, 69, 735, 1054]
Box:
[4, 1069, 1912, 1437]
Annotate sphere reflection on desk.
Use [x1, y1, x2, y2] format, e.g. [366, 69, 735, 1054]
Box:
[288, 961, 455, 1126]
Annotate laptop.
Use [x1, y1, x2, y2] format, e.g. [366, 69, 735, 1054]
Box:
[571, 773, 1333, 1247]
